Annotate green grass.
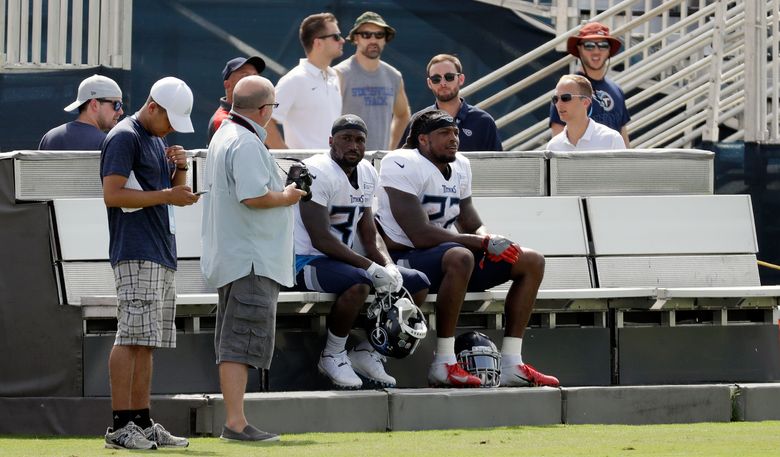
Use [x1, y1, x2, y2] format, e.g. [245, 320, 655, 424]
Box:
[2, 422, 780, 457]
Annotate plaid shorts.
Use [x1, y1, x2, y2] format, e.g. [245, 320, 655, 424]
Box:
[113, 260, 177, 348]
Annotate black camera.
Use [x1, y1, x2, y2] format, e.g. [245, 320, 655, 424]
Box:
[285, 162, 313, 202]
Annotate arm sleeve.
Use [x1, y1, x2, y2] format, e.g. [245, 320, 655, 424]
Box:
[272, 73, 295, 124]
[231, 135, 272, 201]
[379, 154, 421, 196]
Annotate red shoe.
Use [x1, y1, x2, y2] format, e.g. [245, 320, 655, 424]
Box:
[428, 362, 482, 387]
[501, 363, 560, 387]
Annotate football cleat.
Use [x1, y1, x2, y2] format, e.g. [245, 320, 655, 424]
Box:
[501, 363, 560, 387]
[349, 342, 396, 387]
[318, 350, 362, 389]
[427, 362, 482, 387]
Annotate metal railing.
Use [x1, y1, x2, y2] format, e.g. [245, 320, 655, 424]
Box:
[0, 0, 132, 71]
[467, 0, 780, 149]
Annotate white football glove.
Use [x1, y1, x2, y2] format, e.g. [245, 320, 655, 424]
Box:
[366, 262, 395, 293]
[385, 264, 404, 293]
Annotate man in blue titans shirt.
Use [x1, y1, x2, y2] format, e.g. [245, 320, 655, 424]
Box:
[399, 54, 502, 152]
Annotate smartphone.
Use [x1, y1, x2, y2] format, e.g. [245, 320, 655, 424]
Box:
[195, 190, 209, 196]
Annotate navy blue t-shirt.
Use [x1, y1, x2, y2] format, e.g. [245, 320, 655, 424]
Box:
[549, 72, 630, 133]
[39, 120, 107, 150]
[100, 115, 177, 270]
[399, 98, 503, 152]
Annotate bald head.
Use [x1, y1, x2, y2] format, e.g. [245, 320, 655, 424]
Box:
[233, 76, 274, 112]
[232, 76, 276, 126]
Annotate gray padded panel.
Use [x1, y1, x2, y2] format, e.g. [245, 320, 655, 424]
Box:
[202, 391, 389, 434]
[16, 156, 103, 199]
[52, 199, 203, 260]
[15, 152, 193, 200]
[63, 260, 213, 305]
[463, 152, 546, 196]
[473, 196, 588, 255]
[549, 149, 713, 196]
[541, 257, 594, 289]
[596, 255, 761, 288]
[734, 384, 780, 421]
[587, 195, 757, 255]
[563, 385, 732, 424]
[387, 388, 561, 430]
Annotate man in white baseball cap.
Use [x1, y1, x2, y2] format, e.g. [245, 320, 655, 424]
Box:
[149, 76, 195, 133]
[99, 76, 196, 450]
[39, 74, 124, 150]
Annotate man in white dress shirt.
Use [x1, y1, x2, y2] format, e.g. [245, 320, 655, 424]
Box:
[546, 74, 626, 151]
[266, 12, 344, 149]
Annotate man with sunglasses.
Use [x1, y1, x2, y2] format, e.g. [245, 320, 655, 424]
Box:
[266, 12, 343, 149]
[550, 22, 631, 147]
[334, 12, 411, 151]
[39, 74, 124, 150]
[547, 75, 625, 151]
[399, 54, 502, 152]
[377, 110, 558, 388]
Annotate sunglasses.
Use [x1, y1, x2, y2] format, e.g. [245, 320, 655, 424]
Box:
[356, 31, 386, 39]
[317, 33, 343, 41]
[259, 103, 279, 110]
[551, 93, 589, 104]
[428, 72, 461, 84]
[97, 98, 123, 112]
[580, 41, 611, 51]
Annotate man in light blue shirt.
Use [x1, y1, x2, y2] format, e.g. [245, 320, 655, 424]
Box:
[201, 75, 306, 442]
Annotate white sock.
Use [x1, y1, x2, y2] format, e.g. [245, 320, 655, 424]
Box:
[323, 329, 347, 356]
[501, 336, 523, 366]
[433, 337, 456, 364]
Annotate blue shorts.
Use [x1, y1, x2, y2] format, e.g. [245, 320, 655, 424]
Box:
[293, 257, 429, 295]
[390, 242, 511, 294]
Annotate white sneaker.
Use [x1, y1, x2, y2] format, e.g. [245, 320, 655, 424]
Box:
[104, 421, 157, 450]
[349, 342, 396, 387]
[318, 350, 362, 389]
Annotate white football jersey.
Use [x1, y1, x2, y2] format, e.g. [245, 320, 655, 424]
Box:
[376, 148, 472, 248]
[294, 153, 378, 255]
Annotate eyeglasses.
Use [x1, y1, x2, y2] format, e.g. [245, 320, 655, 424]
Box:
[259, 103, 279, 110]
[97, 98, 123, 112]
[551, 93, 589, 104]
[317, 33, 343, 42]
[428, 73, 461, 84]
[580, 41, 611, 51]
[356, 31, 386, 39]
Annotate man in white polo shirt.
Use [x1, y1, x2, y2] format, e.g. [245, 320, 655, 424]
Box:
[546, 74, 626, 151]
[265, 12, 343, 149]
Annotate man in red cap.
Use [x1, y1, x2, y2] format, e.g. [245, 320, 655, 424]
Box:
[207, 56, 266, 144]
[549, 22, 630, 147]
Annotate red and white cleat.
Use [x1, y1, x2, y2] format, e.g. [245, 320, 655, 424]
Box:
[501, 363, 560, 387]
[428, 362, 482, 387]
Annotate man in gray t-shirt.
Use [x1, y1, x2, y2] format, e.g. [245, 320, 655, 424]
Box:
[334, 12, 410, 151]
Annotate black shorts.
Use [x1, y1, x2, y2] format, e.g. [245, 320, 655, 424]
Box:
[390, 242, 511, 294]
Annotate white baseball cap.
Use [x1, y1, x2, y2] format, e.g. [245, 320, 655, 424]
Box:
[150, 76, 194, 133]
[64, 74, 122, 113]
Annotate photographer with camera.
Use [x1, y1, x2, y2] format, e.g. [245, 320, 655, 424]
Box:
[200, 75, 306, 443]
[293, 114, 429, 389]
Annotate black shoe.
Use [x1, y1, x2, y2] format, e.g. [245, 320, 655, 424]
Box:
[220, 424, 280, 442]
